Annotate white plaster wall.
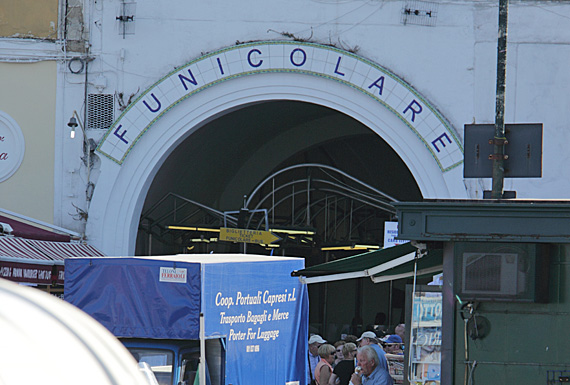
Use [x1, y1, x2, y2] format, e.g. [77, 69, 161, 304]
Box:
[50, 0, 570, 252]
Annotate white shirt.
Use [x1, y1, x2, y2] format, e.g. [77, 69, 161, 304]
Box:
[308, 352, 320, 383]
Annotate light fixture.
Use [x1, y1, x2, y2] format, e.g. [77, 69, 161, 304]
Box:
[321, 244, 381, 251]
[166, 225, 221, 232]
[67, 111, 83, 139]
[67, 110, 94, 203]
[189, 237, 218, 243]
[68, 117, 78, 138]
[269, 228, 316, 236]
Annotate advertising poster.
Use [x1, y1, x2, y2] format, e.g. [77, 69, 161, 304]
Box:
[408, 289, 442, 385]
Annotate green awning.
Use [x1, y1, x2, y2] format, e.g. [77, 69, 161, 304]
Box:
[291, 242, 442, 284]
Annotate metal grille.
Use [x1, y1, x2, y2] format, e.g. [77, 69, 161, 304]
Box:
[401, 0, 438, 27]
[464, 254, 502, 292]
[87, 94, 114, 129]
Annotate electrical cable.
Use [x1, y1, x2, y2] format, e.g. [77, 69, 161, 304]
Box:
[406, 249, 419, 383]
[461, 302, 477, 385]
[467, 360, 477, 385]
[464, 316, 469, 385]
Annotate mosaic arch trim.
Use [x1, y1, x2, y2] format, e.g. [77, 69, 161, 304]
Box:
[97, 41, 464, 172]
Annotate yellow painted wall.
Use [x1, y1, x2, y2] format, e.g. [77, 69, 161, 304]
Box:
[0, 0, 58, 38]
[0, 61, 56, 223]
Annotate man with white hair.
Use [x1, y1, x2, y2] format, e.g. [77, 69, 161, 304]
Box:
[350, 345, 393, 385]
[356, 331, 388, 371]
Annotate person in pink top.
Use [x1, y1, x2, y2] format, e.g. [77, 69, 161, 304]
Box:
[314, 344, 336, 385]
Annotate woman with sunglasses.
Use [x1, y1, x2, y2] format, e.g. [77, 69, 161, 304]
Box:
[333, 341, 346, 367]
[315, 344, 336, 385]
[328, 342, 357, 385]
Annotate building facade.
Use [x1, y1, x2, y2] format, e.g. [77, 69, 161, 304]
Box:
[2, 0, 569, 254]
[2, 0, 570, 382]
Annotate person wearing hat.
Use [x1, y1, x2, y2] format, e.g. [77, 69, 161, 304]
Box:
[308, 334, 326, 385]
[356, 331, 388, 371]
[381, 334, 403, 355]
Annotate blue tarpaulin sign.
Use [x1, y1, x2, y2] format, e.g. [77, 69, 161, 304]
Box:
[64, 257, 202, 339]
[65, 254, 309, 385]
[202, 259, 308, 384]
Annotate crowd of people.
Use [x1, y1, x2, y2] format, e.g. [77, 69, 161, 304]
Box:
[308, 325, 405, 385]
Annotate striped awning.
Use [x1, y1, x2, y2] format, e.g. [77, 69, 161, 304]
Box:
[0, 237, 104, 261]
[25, 239, 104, 260]
[0, 237, 51, 261]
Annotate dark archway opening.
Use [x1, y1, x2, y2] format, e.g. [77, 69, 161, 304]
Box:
[136, 100, 428, 340]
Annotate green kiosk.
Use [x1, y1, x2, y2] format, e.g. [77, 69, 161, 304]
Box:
[394, 199, 570, 385]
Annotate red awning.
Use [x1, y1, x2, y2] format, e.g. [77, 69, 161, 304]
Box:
[25, 239, 104, 260]
[0, 237, 105, 285]
[0, 237, 52, 261]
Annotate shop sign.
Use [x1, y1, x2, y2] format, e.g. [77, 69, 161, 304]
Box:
[219, 228, 281, 245]
[97, 41, 463, 172]
[0, 112, 25, 182]
[159, 267, 187, 283]
[0, 260, 64, 285]
[384, 221, 409, 248]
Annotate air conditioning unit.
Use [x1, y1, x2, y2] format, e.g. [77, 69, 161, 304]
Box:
[462, 253, 520, 296]
[455, 243, 549, 303]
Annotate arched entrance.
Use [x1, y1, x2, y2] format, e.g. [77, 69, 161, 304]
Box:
[135, 101, 421, 258]
[87, 42, 466, 257]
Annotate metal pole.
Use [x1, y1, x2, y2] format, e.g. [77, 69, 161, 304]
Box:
[324, 195, 328, 242]
[306, 172, 311, 226]
[323, 251, 329, 339]
[242, 195, 247, 253]
[491, 0, 509, 199]
[388, 281, 393, 329]
[291, 185, 295, 225]
[199, 312, 206, 385]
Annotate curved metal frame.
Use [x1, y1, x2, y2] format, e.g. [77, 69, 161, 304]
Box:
[245, 163, 399, 245]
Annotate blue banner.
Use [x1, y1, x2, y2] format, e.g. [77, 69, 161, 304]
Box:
[202, 259, 308, 385]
